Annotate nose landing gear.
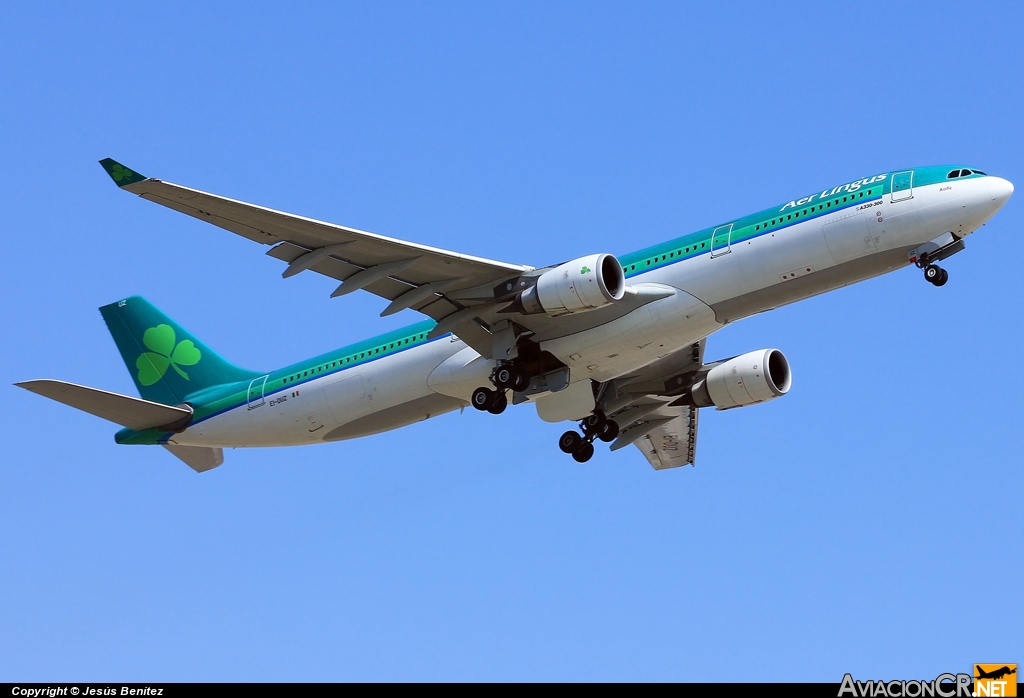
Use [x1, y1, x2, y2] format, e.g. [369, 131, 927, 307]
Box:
[558, 411, 620, 463]
[924, 264, 948, 287]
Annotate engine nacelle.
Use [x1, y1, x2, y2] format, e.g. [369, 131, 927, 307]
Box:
[514, 254, 625, 316]
[688, 349, 792, 410]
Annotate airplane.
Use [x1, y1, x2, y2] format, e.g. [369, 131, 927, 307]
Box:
[976, 666, 1016, 681]
[16, 160, 1013, 472]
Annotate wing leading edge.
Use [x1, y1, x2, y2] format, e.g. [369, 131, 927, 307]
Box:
[98, 158, 531, 353]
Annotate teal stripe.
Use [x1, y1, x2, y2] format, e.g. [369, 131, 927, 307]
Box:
[622, 190, 883, 278]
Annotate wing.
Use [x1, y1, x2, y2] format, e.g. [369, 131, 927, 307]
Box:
[100, 158, 699, 364]
[630, 404, 699, 470]
[100, 158, 531, 353]
[606, 340, 704, 470]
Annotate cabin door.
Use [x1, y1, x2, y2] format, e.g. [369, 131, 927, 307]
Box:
[890, 171, 914, 202]
[710, 223, 734, 257]
[247, 375, 268, 409]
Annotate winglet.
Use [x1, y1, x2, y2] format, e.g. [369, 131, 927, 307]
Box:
[98, 158, 147, 187]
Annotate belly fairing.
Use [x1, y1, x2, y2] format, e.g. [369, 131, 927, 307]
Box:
[539, 287, 721, 383]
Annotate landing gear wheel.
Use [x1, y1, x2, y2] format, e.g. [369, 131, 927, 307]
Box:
[494, 366, 529, 391]
[494, 366, 515, 389]
[472, 387, 494, 411]
[924, 265, 947, 286]
[572, 442, 595, 463]
[559, 430, 583, 454]
[582, 411, 607, 436]
[598, 419, 619, 443]
[487, 391, 508, 415]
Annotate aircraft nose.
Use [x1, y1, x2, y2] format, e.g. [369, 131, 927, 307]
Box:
[989, 176, 1014, 209]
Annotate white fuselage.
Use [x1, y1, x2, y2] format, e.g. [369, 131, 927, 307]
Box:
[170, 174, 1011, 449]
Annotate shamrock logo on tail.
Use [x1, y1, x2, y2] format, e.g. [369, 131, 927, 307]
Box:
[136, 324, 202, 386]
[109, 162, 136, 182]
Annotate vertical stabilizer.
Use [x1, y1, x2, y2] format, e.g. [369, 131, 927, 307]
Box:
[100, 296, 260, 405]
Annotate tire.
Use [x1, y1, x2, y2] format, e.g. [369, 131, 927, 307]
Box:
[559, 430, 582, 454]
[495, 367, 514, 389]
[924, 265, 940, 282]
[582, 412, 606, 435]
[572, 442, 595, 463]
[472, 387, 493, 411]
[487, 391, 508, 415]
[512, 369, 529, 392]
[598, 419, 620, 442]
[934, 268, 949, 287]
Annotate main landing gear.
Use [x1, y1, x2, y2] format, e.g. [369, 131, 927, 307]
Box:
[923, 264, 948, 287]
[471, 386, 508, 415]
[558, 411, 620, 463]
[492, 364, 529, 391]
[472, 363, 621, 464]
[470, 362, 528, 416]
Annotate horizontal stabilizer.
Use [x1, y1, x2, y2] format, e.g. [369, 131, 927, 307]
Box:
[15, 379, 192, 431]
[162, 444, 224, 473]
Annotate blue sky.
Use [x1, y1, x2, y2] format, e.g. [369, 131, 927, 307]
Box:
[1, 1, 1021, 681]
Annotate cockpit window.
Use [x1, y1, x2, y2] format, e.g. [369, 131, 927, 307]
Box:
[947, 170, 960, 179]
[971, 169, 987, 175]
[960, 169, 973, 177]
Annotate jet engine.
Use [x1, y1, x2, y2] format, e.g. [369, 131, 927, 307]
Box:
[685, 349, 792, 410]
[506, 253, 626, 316]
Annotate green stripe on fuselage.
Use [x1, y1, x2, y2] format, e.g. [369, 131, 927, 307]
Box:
[115, 319, 440, 445]
[619, 165, 986, 278]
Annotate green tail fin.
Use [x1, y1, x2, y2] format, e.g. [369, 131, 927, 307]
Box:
[100, 296, 260, 405]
